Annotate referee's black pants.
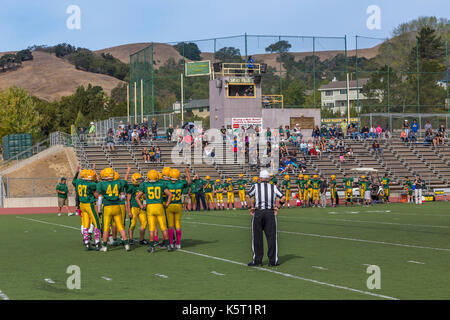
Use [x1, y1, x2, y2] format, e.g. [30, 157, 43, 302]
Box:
[196, 192, 207, 211]
[252, 209, 278, 265]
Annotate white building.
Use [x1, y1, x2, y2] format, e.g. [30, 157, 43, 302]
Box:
[319, 78, 369, 114]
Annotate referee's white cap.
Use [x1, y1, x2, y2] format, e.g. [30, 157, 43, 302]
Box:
[260, 169, 270, 179]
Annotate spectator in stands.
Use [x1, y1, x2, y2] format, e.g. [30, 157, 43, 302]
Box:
[336, 125, 344, 139]
[88, 122, 96, 144]
[279, 126, 285, 139]
[78, 127, 86, 143]
[166, 125, 174, 142]
[337, 139, 345, 152]
[266, 128, 272, 142]
[328, 137, 336, 151]
[401, 129, 408, 142]
[220, 126, 226, 141]
[142, 147, 150, 163]
[329, 125, 336, 138]
[369, 126, 376, 139]
[425, 129, 434, 145]
[285, 125, 291, 140]
[118, 121, 125, 130]
[106, 131, 115, 152]
[320, 125, 328, 139]
[376, 125, 383, 138]
[402, 120, 410, 137]
[383, 128, 392, 140]
[151, 118, 158, 140]
[309, 143, 318, 157]
[233, 137, 239, 161]
[293, 124, 303, 140]
[339, 153, 345, 163]
[361, 125, 370, 140]
[141, 118, 149, 130]
[280, 140, 289, 157]
[300, 140, 308, 155]
[411, 119, 419, 136]
[424, 121, 432, 132]
[149, 146, 156, 162]
[132, 129, 140, 145]
[346, 146, 353, 160]
[312, 126, 320, 139]
[139, 126, 147, 140]
[299, 158, 307, 173]
[319, 137, 327, 152]
[437, 125, 446, 145]
[408, 130, 417, 143]
[266, 141, 272, 157]
[127, 126, 133, 144]
[155, 146, 161, 163]
[372, 140, 383, 156]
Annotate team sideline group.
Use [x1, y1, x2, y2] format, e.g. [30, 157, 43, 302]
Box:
[70, 164, 425, 252]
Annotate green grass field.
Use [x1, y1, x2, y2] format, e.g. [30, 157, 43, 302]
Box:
[1, 202, 450, 300]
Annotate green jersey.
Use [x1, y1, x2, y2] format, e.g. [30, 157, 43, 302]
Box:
[282, 180, 291, 190]
[360, 181, 372, 190]
[166, 180, 187, 204]
[404, 180, 413, 191]
[127, 183, 143, 208]
[330, 180, 337, 189]
[215, 183, 224, 193]
[97, 180, 127, 206]
[296, 179, 306, 190]
[56, 183, 68, 199]
[224, 182, 234, 192]
[161, 179, 170, 202]
[381, 177, 391, 189]
[139, 181, 167, 205]
[72, 179, 97, 203]
[270, 177, 277, 185]
[181, 179, 190, 194]
[204, 181, 214, 193]
[311, 179, 321, 190]
[343, 178, 354, 189]
[236, 179, 247, 190]
[191, 179, 205, 194]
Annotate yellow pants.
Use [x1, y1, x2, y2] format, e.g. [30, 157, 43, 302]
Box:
[191, 194, 196, 205]
[345, 189, 353, 200]
[331, 188, 337, 200]
[303, 189, 309, 202]
[166, 203, 182, 230]
[297, 190, 303, 201]
[146, 203, 167, 232]
[80, 202, 100, 229]
[312, 190, 319, 202]
[216, 193, 223, 203]
[238, 190, 246, 202]
[361, 187, 366, 199]
[103, 205, 124, 233]
[227, 192, 234, 204]
[112, 204, 126, 228]
[384, 188, 390, 197]
[129, 207, 147, 231]
[205, 193, 214, 204]
[285, 190, 291, 202]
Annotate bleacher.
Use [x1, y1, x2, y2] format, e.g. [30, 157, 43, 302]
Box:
[74, 135, 450, 195]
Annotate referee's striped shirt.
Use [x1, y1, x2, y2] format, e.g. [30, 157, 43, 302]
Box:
[248, 182, 284, 210]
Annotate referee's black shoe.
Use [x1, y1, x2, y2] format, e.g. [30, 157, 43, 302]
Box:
[247, 262, 263, 267]
[268, 262, 280, 267]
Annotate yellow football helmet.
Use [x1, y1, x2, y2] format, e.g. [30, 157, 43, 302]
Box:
[84, 170, 96, 181]
[361, 175, 366, 179]
[205, 176, 210, 180]
[131, 173, 143, 185]
[227, 178, 232, 182]
[148, 170, 159, 181]
[80, 169, 87, 180]
[284, 175, 290, 181]
[252, 176, 258, 182]
[313, 174, 318, 179]
[239, 174, 244, 178]
[269, 173, 274, 177]
[162, 167, 171, 178]
[331, 174, 336, 180]
[170, 169, 181, 180]
[298, 174, 304, 179]
[216, 179, 221, 183]
[101, 168, 115, 180]
[304, 175, 309, 180]
[114, 172, 120, 181]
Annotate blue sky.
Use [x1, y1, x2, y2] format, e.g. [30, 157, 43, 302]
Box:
[1, 0, 449, 52]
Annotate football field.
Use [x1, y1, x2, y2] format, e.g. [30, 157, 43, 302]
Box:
[1, 202, 450, 300]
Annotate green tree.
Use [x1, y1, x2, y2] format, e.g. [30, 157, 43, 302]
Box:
[0, 87, 41, 140]
[284, 80, 306, 106]
[265, 40, 292, 53]
[174, 42, 202, 61]
[215, 47, 242, 63]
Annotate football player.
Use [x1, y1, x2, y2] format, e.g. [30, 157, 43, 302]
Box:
[343, 174, 354, 206]
[96, 168, 131, 252]
[236, 174, 248, 209]
[135, 170, 173, 253]
[204, 176, 215, 210]
[127, 172, 148, 245]
[214, 179, 225, 210]
[381, 173, 391, 203]
[282, 175, 291, 208]
[311, 174, 321, 207]
[224, 178, 236, 210]
[330, 175, 338, 207]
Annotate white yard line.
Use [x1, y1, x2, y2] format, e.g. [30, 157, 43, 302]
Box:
[183, 221, 450, 253]
[211, 271, 225, 276]
[17, 216, 79, 231]
[0, 290, 10, 300]
[179, 249, 398, 300]
[44, 278, 55, 284]
[312, 266, 328, 271]
[101, 276, 112, 281]
[155, 274, 168, 279]
[408, 260, 426, 265]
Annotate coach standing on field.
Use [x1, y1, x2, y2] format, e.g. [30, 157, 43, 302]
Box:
[246, 170, 286, 267]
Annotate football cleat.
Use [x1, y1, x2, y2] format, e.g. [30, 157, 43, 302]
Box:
[167, 245, 174, 252]
[85, 243, 91, 251]
[111, 240, 118, 246]
[175, 244, 181, 250]
[157, 242, 166, 249]
[100, 246, 108, 252]
[139, 240, 149, 245]
[148, 246, 155, 253]
[129, 239, 135, 245]
[125, 244, 131, 252]
[68, 212, 75, 216]
[95, 243, 101, 251]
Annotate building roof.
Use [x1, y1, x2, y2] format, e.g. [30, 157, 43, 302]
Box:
[318, 78, 369, 91]
[183, 99, 209, 110]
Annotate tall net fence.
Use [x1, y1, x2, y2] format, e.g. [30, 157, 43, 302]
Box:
[129, 33, 449, 130]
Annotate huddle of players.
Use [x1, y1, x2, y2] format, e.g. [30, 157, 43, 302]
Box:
[200, 174, 251, 210]
[72, 165, 189, 253]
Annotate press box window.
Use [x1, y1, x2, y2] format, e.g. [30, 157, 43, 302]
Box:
[227, 84, 256, 98]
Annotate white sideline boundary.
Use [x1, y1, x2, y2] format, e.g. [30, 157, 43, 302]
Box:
[183, 221, 450, 253]
[179, 249, 398, 300]
[15, 216, 400, 300]
[0, 290, 10, 300]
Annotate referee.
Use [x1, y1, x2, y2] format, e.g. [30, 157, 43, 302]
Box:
[246, 169, 286, 267]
